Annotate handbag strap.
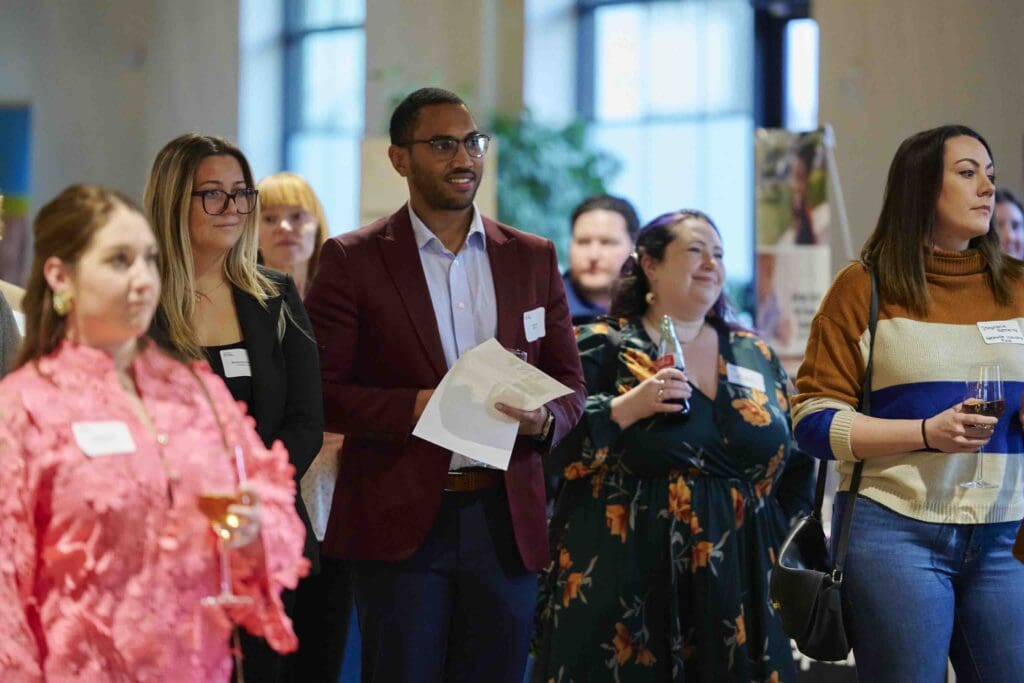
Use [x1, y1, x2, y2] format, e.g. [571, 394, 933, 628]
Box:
[824, 268, 877, 578]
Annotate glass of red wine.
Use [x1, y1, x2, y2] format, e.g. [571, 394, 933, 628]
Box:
[960, 364, 1004, 489]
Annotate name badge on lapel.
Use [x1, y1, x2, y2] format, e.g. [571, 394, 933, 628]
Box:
[727, 363, 766, 392]
[72, 421, 136, 457]
[220, 348, 252, 377]
[524, 306, 546, 342]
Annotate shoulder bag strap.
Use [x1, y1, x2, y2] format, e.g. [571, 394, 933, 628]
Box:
[831, 268, 877, 577]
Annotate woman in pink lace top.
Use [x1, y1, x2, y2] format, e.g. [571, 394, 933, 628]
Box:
[0, 185, 308, 682]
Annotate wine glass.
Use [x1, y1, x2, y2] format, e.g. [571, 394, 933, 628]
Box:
[199, 444, 255, 606]
[960, 364, 1004, 490]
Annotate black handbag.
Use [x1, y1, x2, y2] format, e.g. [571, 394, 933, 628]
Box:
[770, 269, 878, 662]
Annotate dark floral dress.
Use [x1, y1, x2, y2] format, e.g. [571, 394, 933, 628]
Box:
[533, 318, 814, 683]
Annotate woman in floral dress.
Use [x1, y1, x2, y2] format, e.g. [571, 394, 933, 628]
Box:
[533, 210, 813, 682]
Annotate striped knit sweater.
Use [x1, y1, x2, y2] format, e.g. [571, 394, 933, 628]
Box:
[792, 249, 1024, 524]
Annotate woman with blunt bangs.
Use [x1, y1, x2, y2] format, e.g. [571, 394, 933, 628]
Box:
[257, 172, 329, 297]
[0, 184, 306, 681]
[257, 170, 354, 682]
[793, 124, 1024, 681]
[145, 134, 324, 683]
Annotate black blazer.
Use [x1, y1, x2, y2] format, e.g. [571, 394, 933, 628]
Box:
[151, 267, 324, 567]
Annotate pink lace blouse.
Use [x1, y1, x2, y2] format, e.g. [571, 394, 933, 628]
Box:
[0, 341, 309, 682]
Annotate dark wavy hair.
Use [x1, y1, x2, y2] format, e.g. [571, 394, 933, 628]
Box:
[861, 124, 1023, 315]
[609, 210, 736, 327]
[996, 188, 1023, 216]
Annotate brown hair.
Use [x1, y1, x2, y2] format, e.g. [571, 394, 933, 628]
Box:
[861, 124, 1023, 315]
[17, 184, 144, 367]
[144, 133, 276, 359]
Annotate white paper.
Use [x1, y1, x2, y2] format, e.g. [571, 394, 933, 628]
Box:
[523, 306, 546, 342]
[220, 348, 252, 377]
[72, 421, 136, 457]
[977, 320, 1024, 345]
[727, 363, 766, 392]
[301, 432, 343, 542]
[412, 338, 574, 470]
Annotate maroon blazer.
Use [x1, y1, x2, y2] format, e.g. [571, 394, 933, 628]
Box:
[304, 205, 586, 572]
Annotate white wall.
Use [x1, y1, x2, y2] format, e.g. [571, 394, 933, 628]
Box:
[0, 0, 240, 209]
[815, 0, 1024, 266]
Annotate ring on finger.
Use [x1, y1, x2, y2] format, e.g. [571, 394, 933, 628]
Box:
[657, 387, 664, 401]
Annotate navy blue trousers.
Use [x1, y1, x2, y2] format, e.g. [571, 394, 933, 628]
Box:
[353, 486, 537, 683]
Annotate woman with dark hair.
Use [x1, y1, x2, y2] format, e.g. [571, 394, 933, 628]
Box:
[995, 188, 1024, 259]
[533, 210, 813, 682]
[0, 184, 306, 680]
[145, 134, 323, 682]
[793, 125, 1024, 681]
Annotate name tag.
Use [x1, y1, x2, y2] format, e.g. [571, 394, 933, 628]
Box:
[220, 348, 252, 377]
[977, 320, 1024, 345]
[524, 306, 546, 342]
[727, 363, 766, 392]
[72, 421, 136, 457]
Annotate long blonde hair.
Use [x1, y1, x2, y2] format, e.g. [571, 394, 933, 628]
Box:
[256, 172, 330, 289]
[144, 133, 277, 359]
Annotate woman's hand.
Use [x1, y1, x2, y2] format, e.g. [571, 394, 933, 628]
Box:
[610, 367, 691, 430]
[224, 484, 262, 548]
[923, 403, 997, 453]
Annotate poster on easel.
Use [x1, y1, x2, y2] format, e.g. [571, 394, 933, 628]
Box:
[754, 128, 832, 364]
[0, 105, 31, 286]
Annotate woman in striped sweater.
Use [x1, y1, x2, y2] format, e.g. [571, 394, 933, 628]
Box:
[793, 124, 1024, 682]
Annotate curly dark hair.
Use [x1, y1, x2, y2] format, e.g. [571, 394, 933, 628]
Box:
[609, 209, 736, 326]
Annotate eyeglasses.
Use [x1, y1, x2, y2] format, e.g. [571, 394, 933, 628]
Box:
[191, 188, 259, 215]
[401, 133, 491, 161]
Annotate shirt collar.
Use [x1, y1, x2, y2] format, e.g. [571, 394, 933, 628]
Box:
[408, 204, 486, 254]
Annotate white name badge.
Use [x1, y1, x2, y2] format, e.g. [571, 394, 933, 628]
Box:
[524, 306, 546, 343]
[727, 363, 766, 392]
[72, 421, 136, 457]
[220, 348, 252, 378]
[977, 320, 1024, 345]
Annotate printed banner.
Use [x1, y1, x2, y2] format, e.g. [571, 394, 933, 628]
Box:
[755, 129, 831, 360]
[0, 105, 31, 285]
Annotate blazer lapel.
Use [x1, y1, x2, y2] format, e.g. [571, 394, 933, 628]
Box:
[484, 218, 522, 350]
[233, 285, 280, 435]
[377, 207, 448, 380]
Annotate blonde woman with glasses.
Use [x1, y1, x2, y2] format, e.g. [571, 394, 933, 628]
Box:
[145, 134, 324, 683]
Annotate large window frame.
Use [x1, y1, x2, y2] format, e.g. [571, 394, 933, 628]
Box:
[280, 2, 366, 233]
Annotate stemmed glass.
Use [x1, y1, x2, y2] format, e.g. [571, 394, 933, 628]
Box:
[198, 444, 255, 606]
[960, 364, 1004, 490]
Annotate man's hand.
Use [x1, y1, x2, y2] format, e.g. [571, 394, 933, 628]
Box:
[413, 389, 435, 424]
[495, 403, 549, 436]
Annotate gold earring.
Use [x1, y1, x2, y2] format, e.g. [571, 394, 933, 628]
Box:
[645, 291, 656, 305]
[52, 290, 72, 316]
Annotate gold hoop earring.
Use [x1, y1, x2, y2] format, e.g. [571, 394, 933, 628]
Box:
[52, 290, 72, 317]
[645, 291, 656, 305]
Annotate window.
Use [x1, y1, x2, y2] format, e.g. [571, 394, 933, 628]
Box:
[784, 18, 819, 131]
[282, 0, 365, 234]
[578, 0, 755, 285]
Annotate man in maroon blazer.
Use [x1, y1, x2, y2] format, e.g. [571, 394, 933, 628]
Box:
[304, 87, 585, 682]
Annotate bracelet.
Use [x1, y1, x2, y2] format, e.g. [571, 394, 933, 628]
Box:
[921, 418, 932, 450]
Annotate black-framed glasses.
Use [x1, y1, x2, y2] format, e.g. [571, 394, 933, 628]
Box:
[402, 133, 491, 160]
[191, 188, 259, 215]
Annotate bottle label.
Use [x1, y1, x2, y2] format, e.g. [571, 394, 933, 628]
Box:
[655, 354, 675, 370]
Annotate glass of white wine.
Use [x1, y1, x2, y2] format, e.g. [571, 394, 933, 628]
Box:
[199, 445, 256, 607]
[960, 364, 1004, 490]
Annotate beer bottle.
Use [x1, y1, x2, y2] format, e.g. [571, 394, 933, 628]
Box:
[655, 315, 690, 415]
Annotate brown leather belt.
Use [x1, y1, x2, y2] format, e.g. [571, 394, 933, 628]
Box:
[444, 468, 503, 493]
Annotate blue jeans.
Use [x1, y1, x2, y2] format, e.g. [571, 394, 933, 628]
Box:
[833, 494, 1024, 682]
